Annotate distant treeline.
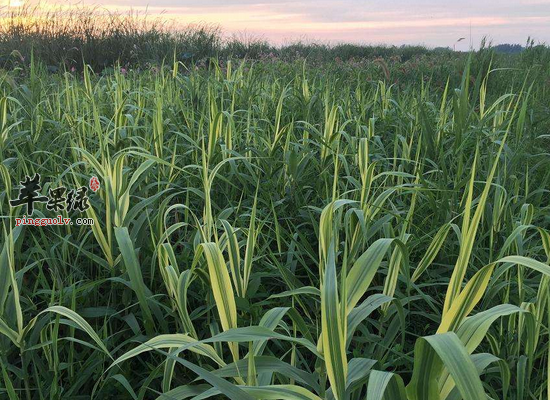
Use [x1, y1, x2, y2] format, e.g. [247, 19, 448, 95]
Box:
[0, 5, 547, 71]
[493, 44, 525, 54]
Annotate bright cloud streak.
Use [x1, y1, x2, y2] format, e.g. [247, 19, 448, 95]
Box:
[6, 0, 550, 49]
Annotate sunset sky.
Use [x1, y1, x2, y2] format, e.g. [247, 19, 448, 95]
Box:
[6, 0, 550, 50]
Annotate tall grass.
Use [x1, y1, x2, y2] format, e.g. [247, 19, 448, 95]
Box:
[1, 4, 547, 73]
[0, 38, 550, 400]
[0, 4, 221, 71]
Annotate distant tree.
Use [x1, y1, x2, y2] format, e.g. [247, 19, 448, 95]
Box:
[493, 44, 524, 54]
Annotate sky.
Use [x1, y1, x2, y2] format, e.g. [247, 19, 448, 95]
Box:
[6, 0, 550, 50]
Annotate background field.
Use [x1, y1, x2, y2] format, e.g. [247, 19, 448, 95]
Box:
[1, 7, 550, 400]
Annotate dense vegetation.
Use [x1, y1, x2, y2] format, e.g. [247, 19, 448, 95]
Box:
[1, 12, 550, 400]
[0, 5, 547, 72]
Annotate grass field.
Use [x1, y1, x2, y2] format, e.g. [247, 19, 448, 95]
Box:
[1, 28, 550, 400]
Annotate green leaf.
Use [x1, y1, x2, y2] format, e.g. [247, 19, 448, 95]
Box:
[346, 239, 393, 311]
[156, 347, 255, 400]
[268, 287, 320, 300]
[346, 358, 377, 390]
[38, 306, 111, 358]
[156, 384, 210, 400]
[0, 361, 19, 400]
[347, 294, 393, 347]
[366, 370, 407, 400]
[199, 243, 238, 332]
[253, 307, 289, 356]
[193, 385, 322, 400]
[321, 243, 347, 400]
[201, 326, 320, 358]
[110, 334, 225, 370]
[213, 356, 319, 391]
[406, 332, 486, 400]
[115, 227, 155, 335]
[0, 317, 19, 346]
